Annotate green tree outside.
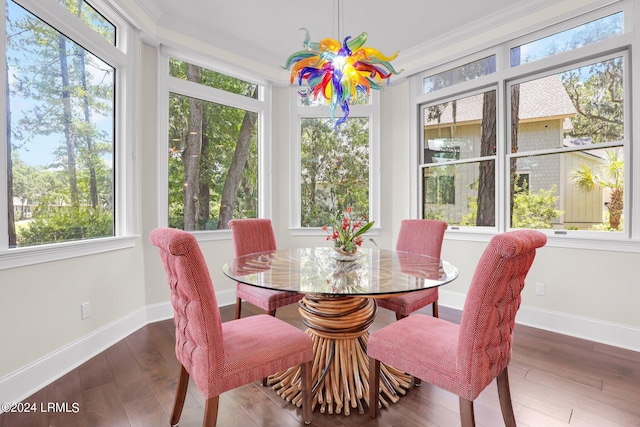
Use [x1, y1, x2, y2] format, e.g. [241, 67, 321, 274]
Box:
[300, 117, 370, 227]
[6, 0, 115, 247]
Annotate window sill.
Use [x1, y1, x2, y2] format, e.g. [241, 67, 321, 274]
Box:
[0, 236, 138, 270]
[190, 229, 232, 241]
[444, 229, 640, 253]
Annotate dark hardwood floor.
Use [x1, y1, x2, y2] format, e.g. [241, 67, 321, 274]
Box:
[2, 303, 639, 427]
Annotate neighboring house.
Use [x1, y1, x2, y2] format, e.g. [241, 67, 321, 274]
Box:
[421, 75, 607, 229]
[12, 196, 35, 220]
[12, 197, 76, 221]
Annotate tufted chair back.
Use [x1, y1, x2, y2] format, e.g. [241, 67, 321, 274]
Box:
[395, 219, 448, 256]
[456, 229, 547, 400]
[228, 218, 277, 256]
[377, 219, 448, 322]
[149, 227, 223, 398]
[228, 218, 303, 319]
[368, 229, 546, 426]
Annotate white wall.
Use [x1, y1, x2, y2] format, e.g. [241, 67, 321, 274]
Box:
[0, 243, 147, 403]
[441, 239, 640, 343]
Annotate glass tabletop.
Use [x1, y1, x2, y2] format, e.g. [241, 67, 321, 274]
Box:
[222, 247, 458, 296]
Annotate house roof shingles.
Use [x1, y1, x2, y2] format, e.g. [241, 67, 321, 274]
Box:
[425, 75, 576, 126]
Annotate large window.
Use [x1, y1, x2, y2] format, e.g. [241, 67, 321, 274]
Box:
[414, 5, 631, 241]
[300, 117, 370, 227]
[164, 56, 264, 231]
[3, 0, 132, 254]
[293, 91, 379, 230]
[509, 56, 625, 232]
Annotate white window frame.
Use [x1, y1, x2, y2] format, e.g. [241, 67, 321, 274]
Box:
[0, 0, 139, 269]
[157, 45, 271, 241]
[418, 85, 501, 234]
[505, 50, 630, 240]
[409, 1, 640, 252]
[289, 88, 381, 236]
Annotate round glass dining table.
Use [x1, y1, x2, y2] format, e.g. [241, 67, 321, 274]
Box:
[222, 247, 458, 416]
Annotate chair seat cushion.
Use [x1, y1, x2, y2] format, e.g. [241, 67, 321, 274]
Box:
[368, 314, 471, 398]
[236, 282, 304, 312]
[208, 314, 313, 397]
[376, 288, 438, 317]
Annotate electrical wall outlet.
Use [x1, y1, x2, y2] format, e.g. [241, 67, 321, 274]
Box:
[535, 282, 545, 296]
[81, 301, 91, 319]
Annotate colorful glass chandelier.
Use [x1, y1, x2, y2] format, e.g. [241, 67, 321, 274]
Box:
[284, 26, 401, 127]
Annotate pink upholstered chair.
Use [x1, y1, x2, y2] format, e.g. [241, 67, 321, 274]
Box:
[377, 219, 448, 320]
[368, 230, 547, 426]
[228, 219, 304, 319]
[150, 227, 313, 427]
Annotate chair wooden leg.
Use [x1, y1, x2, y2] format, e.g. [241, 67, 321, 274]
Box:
[301, 360, 312, 424]
[432, 301, 439, 318]
[235, 297, 242, 319]
[459, 397, 475, 427]
[261, 304, 277, 384]
[368, 357, 381, 418]
[395, 312, 406, 321]
[171, 366, 190, 426]
[202, 396, 219, 427]
[497, 368, 517, 427]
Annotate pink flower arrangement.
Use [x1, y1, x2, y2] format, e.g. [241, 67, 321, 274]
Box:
[323, 207, 375, 254]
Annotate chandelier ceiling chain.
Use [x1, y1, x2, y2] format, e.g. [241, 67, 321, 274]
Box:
[284, 0, 402, 128]
[333, 0, 344, 42]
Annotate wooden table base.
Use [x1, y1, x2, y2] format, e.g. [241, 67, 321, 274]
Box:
[269, 295, 412, 415]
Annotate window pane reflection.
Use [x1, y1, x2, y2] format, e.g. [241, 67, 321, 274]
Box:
[424, 90, 497, 161]
[422, 160, 495, 227]
[511, 12, 623, 66]
[423, 56, 496, 93]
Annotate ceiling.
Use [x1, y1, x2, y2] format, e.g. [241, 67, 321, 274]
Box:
[129, 0, 552, 76]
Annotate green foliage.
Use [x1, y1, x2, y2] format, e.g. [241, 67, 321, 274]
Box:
[589, 211, 624, 231]
[562, 58, 623, 144]
[167, 59, 258, 230]
[460, 196, 478, 226]
[57, 0, 115, 42]
[324, 208, 374, 253]
[512, 185, 563, 229]
[169, 59, 258, 98]
[17, 207, 113, 246]
[571, 149, 624, 192]
[300, 117, 370, 227]
[570, 149, 624, 230]
[423, 208, 447, 221]
[458, 179, 478, 226]
[6, 2, 114, 246]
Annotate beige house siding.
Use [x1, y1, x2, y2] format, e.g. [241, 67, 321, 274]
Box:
[420, 75, 609, 229]
[563, 152, 605, 227]
[423, 119, 606, 227]
[423, 124, 482, 223]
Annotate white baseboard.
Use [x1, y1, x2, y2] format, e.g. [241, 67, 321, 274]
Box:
[0, 306, 148, 410]
[438, 290, 640, 353]
[1, 289, 638, 411]
[0, 288, 237, 412]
